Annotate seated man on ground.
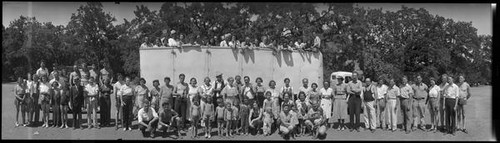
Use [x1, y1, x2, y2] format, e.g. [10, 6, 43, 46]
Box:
[305, 101, 327, 139]
[137, 101, 159, 138]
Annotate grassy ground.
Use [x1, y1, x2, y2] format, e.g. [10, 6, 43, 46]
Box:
[2, 83, 494, 140]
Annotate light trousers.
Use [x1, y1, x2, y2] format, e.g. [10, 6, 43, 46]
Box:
[86, 97, 98, 127]
[363, 101, 376, 129]
[386, 99, 397, 130]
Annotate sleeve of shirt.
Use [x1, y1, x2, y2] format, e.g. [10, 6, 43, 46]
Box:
[152, 108, 159, 118]
[138, 108, 144, 123]
[455, 85, 459, 98]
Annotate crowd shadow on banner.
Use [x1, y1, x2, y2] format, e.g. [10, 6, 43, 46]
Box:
[180, 46, 203, 53]
[242, 49, 256, 64]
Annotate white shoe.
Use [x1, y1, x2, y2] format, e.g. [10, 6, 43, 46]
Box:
[124, 128, 127, 131]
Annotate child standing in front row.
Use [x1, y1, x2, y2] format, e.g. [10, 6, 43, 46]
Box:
[262, 108, 274, 136]
[224, 101, 234, 137]
[239, 98, 250, 135]
[202, 97, 215, 138]
[190, 96, 202, 138]
[215, 98, 225, 137]
[231, 101, 239, 135]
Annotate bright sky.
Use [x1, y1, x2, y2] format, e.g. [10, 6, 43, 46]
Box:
[2, 2, 493, 35]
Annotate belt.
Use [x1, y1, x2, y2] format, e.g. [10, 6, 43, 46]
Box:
[387, 98, 397, 100]
[413, 97, 425, 100]
[429, 97, 438, 99]
[446, 97, 456, 100]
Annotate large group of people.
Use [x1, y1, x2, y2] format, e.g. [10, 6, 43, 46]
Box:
[12, 60, 472, 139]
[140, 30, 322, 54]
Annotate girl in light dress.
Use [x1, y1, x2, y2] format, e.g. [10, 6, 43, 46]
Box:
[188, 78, 202, 125]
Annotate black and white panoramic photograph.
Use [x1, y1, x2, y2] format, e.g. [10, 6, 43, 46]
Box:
[1, 2, 494, 141]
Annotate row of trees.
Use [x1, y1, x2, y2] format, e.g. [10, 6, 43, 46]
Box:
[2, 2, 491, 85]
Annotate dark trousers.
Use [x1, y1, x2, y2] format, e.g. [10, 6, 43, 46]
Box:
[175, 96, 188, 128]
[72, 102, 82, 128]
[445, 98, 456, 133]
[139, 119, 159, 134]
[99, 95, 111, 126]
[256, 92, 265, 108]
[400, 98, 411, 131]
[348, 95, 361, 129]
[122, 95, 134, 129]
[32, 93, 40, 123]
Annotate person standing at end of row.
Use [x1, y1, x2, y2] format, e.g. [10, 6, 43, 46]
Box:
[457, 75, 471, 134]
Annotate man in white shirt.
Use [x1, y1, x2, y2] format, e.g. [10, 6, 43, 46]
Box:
[220, 34, 229, 47]
[168, 30, 179, 47]
[375, 77, 388, 130]
[138, 101, 159, 138]
[444, 76, 459, 136]
[84, 77, 100, 129]
[36, 61, 49, 80]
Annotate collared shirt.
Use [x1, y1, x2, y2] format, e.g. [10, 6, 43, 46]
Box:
[159, 85, 174, 99]
[267, 87, 281, 100]
[399, 83, 413, 99]
[386, 85, 400, 99]
[347, 80, 363, 94]
[429, 85, 440, 98]
[200, 83, 214, 98]
[320, 87, 333, 99]
[458, 82, 470, 98]
[444, 83, 459, 99]
[376, 84, 388, 99]
[138, 107, 158, 123]
[333, 83, 348, 99]
[254, 84, 267, 93]
[412, 83, 428, 99]
[439, 83, 449, 98]
[119, 84, 135, 97]
[174, 82, 189, 98]
[222, 84, 239, 98]
[36, 67, 49, 78]
[299, 86, 311, 95]
[135, 85, 149, 95]
[85, 83, 99, 96]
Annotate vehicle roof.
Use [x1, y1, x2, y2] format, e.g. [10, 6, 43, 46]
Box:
[330, 71, 353, 77]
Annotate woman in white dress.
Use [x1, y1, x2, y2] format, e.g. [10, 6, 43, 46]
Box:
[319, 81, 334, 128]
[187, 77, 201, 122]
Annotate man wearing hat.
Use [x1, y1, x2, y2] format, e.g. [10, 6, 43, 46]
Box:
[212, 71, 225, 108]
